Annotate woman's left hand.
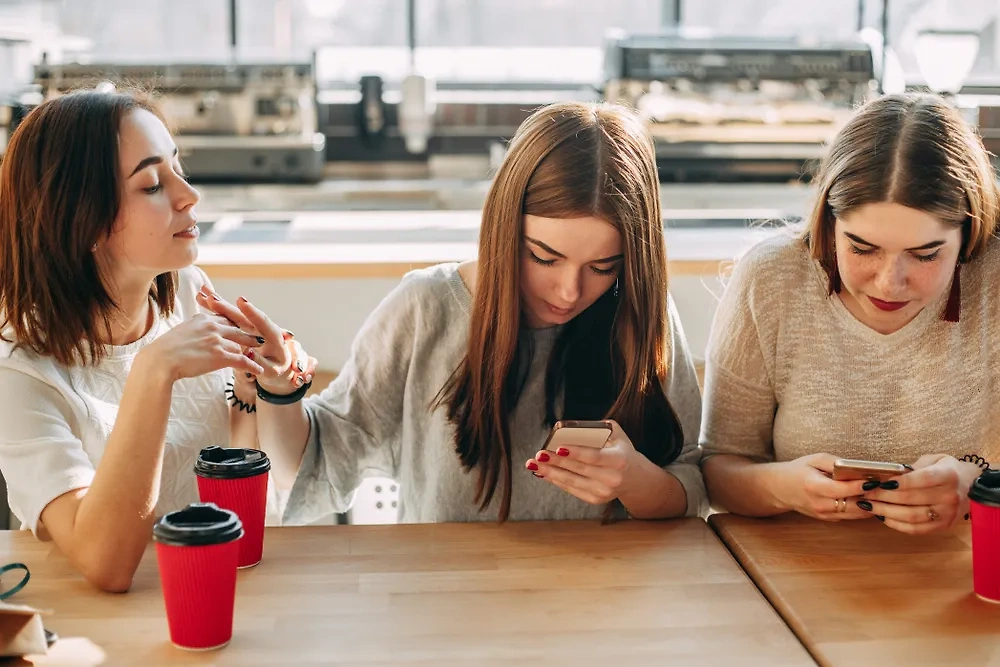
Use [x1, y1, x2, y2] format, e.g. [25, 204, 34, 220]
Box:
[860, 454, 982, 534]
[525, 420, 639, 505]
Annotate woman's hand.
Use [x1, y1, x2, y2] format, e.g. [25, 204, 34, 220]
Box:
[859, 454, 982, 534]
[768, 453, 871, 522]
[524, 420, 639, 505]
[141, 313, 265, 382]
[196, 287, 317, 396]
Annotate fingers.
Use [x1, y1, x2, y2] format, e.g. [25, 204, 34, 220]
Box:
[860, 498, 955, 526]
[806, 496, 871, 521]
[881, 516, 946, 535]
[226, 350, 265, 376]
[804, 453, 841, 475]
[528, 461, 609, 504]
[890, 463, 958, 492]
[197, 288, 256, 333]
[217, 322, 264, 349]
[543, 443, 619, 467]
[531, 449, 623, 489]
[804, 473, 868, 501]
[235, 296, 283, 348]
[862, 487, 946, 506]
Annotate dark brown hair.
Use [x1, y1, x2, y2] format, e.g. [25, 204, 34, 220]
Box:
[435, 101, 684, 521]
[0, 90, 177, 365]
[805, 93, 999, 288]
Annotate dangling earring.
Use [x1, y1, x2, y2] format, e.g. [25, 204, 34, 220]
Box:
[828, 260, 842, 295]
[613, 277, 619, 298]
[943, 262, 961, 323]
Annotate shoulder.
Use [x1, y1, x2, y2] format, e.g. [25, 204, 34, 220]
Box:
[733, 231, 813, 281]
[381, 262, 469, 319]
[724, 231, 819, 310]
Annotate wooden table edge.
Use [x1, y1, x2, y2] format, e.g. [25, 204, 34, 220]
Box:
[708, 513, 826, 667]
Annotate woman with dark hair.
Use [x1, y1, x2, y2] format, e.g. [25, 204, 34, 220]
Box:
[203, 101, 707, 524]
[701, 93, 1000, 534]
[0, 90, 313, 592]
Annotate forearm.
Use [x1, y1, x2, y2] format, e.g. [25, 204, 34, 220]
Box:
[255, 399, 311, 491]
[70, 354, 174, 590]
[702, 454, 790, 517]
[617, 456, 688, 519]
[228, 377, 259, 450]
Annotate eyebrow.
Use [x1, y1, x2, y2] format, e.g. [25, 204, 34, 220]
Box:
[128, 147, 179, 178]
[525, 236, 624, 263]
[843, 231, 947, 252]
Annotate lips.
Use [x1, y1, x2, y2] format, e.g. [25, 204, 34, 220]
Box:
[173, 223, 199, 238]
[868, 296, 908, 312]
[545, 302, 573, 316]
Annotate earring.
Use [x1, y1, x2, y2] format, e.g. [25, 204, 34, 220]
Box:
[943, 262, 961, 323]
[613, 277, 619, 298]
[91, 243, 98, 252]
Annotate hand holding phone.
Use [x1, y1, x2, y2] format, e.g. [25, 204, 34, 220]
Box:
[832, 458, 913, 482]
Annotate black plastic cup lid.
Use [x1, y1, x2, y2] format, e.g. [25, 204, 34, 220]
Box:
[194, 446, 271, 480]
[969, 470, 1000, 509]
[153, 503, 244, 547]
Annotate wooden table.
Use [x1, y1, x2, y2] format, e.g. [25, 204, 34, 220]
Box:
[3, 520, 814, 666]
[709, 513, 1000, 667]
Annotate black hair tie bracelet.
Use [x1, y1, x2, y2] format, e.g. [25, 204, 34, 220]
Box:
[256, 380, 312, 405]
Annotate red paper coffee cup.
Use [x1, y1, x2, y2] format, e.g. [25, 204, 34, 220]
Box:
[153, 503, 243, 651]
[969, 470, 1000, 603]
[195, 447, 270, 569]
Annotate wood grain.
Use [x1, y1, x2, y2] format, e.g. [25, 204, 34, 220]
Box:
[5, 520, 814, 666]
[709, 513, 1000, 667]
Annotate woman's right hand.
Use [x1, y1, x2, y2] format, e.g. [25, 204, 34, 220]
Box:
[140, 313, 265, 383]
[771, 453, 871, 521]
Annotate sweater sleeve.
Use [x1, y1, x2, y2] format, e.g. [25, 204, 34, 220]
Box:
[699, 242, 780, 464]
[661, 294, 709, 517]
[282, 271, 428, 525]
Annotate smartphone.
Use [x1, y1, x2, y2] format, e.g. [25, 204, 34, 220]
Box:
[832, 458, 913, 482]
[542, 420, 613, 451]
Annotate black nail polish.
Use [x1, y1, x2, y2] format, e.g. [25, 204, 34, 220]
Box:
[875, 515, 885, 522]
[532, 472, 543, 478]
[862, 480, 881, 491]
[245, 372, 252, 379]
[965, 513, 971, 521]
[256, 336, 266, 344]
[880, 480, 899, 490]
[856, 500, 873, 511]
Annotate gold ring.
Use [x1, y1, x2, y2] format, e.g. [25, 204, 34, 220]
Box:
[835, 498, 847, 513]
[927, 507, 939, 522]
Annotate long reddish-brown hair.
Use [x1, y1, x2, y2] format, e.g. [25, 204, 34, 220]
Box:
[0, 90, 177, 365]
[435, 101, 684, 521]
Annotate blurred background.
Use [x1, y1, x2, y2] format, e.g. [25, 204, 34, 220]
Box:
[0, 0, 995, 524]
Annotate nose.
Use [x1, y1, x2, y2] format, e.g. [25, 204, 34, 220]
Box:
[874, 256, 907, 296]
[172, 175, 201, 211]
[554, 267, 581, 306]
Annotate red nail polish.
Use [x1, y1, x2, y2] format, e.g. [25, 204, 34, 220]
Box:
[246, 349, 255, 360]
[526, 461, 539, 471]
[556, 447, 570, 457]
[537, 452, 550, 462]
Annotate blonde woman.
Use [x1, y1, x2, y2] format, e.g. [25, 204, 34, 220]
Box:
[701, 93, 999, 534]
[202, 102, 707, 523]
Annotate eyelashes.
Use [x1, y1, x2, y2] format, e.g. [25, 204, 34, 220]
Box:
[528, 252, 618, 275]
[848, 244, 940, 263]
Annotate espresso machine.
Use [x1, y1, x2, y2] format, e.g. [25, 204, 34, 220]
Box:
[603, 32, 876, 181]
[33, 61, 326, 183]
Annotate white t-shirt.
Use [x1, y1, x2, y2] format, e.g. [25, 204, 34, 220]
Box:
[0, 266, 233, 535]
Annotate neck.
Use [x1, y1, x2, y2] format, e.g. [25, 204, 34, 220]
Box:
[104, 275, 156, 346]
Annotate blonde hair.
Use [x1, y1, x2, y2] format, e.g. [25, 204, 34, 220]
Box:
[804, 93, 999, 290]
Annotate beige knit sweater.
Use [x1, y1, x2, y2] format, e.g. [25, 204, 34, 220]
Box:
[700, 232, 1000, 467]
